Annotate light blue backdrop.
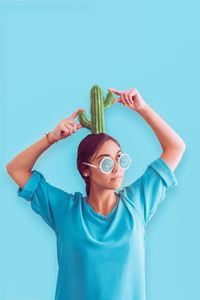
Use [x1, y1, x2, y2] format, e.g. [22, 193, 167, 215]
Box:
[1, 0, 198, 299]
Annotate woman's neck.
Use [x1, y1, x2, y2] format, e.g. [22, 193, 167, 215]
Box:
[86, 191, 119, 215]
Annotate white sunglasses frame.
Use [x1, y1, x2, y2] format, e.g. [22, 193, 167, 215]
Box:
[82, 153, 132, 174]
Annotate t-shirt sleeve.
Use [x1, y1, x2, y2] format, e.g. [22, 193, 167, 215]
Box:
[17, 170, 78, 233]
[122, 157, 178, 226]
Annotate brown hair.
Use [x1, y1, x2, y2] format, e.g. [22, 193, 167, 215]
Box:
[77, 133, 121, 196]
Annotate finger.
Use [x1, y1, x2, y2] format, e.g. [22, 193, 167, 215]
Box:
[108, 88, 123, 96]
[72, 123, 84, 131]
[69, 108, 85, 120]
[126, 93, 133, 105]
[112, 97, 121, 104]
[77, 124, 84, 129]
[63, 119, 74, 126]
[62, 123, 74, 135]
[129, 88, 137, 96]
[121, 93, 126, 105]
[123, 92, 129, 103]
[64, 119, 84, 131]
[128, 92, 134, 103]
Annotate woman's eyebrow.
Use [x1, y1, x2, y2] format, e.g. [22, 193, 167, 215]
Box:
[96, 149, 122, 159]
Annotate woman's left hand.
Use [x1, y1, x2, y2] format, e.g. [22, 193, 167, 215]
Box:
[108, 87, 147, 112]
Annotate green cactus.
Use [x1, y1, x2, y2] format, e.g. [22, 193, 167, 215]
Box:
[78, 85, 115, 134]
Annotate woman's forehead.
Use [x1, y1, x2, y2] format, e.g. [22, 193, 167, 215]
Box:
[94, 147, 122, 160]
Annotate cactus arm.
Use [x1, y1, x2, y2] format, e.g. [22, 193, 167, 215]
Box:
[78, 111, 92, 129]
[104, 90, 115, 109]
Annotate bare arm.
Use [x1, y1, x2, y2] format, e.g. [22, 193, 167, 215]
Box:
[108, 87, 186, 172]
[6, 108, 84, 188]
[6, 135, 54, 188]
[136, 103, 186, 172]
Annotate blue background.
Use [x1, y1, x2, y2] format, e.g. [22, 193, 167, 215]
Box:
[1, 0, 198, 299]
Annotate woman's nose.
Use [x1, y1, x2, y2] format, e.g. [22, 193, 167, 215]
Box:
[113, 160, 121, 173]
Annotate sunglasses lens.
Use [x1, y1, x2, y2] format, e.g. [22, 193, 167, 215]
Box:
[100, 157, 114, 173]
[100, 154, 131, 173]
[119, 154, 131, 169]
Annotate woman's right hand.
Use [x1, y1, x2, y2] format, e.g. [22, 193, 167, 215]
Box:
[48, 108, 85, 143]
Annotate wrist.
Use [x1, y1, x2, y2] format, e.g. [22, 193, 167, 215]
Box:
[135, 103, 149, 115]
[44, 132, 58, 144]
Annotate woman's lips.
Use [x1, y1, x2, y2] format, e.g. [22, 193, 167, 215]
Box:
[111, 176, 122, 180]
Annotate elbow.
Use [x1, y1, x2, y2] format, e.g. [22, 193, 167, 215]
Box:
[176, 143, 187, 155]
[6, 163, 13, 175]
[175, 134, 187, 153]
[6, 161, 16, 176]
[174, 139, 187, 153]
[180, 142, 187, 153]
[6, 162, 32, 178]
[163, 142, 187, 155]
[179, 135, 187, 152]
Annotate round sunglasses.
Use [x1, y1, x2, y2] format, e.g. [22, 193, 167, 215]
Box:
[82, 153, 132, 174]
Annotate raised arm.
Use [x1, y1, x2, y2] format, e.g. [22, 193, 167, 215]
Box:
[136, 103, 186, 172]
[6, 108, 84, 188]
[109, 87, 186, 172]
[6, 135, 55, 188]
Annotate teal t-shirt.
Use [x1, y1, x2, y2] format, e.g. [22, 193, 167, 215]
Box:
[17, 157, 178, 300]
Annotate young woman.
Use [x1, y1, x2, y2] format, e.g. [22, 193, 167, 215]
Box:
[6, 87, 186, 300]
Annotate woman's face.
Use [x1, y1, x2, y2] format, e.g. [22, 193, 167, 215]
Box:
[86, 140, 125, 190]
